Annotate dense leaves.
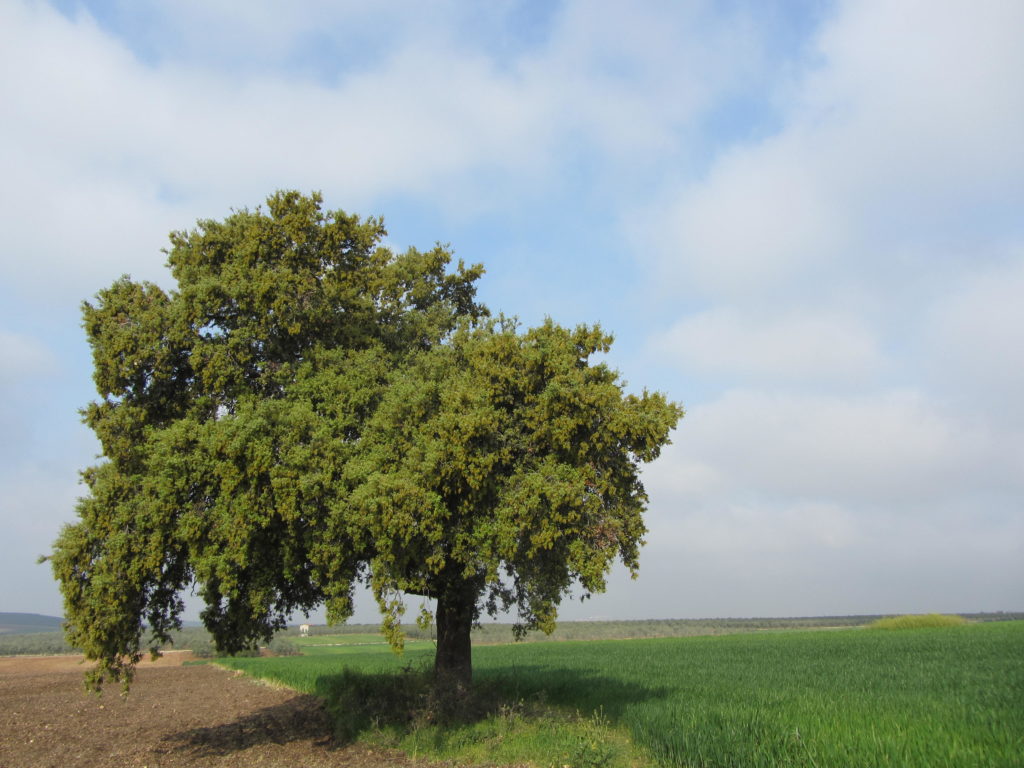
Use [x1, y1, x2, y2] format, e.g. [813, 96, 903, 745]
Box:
[50, 191, 681, 691]
[354, 321, 681, 645]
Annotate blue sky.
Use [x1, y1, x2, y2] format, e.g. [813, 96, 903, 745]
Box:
[1, 0, 1021, 624]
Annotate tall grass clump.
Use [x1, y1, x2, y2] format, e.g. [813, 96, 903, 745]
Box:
[869, 613, 968, 630]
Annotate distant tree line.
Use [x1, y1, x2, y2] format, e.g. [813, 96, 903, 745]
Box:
[278, 612, 1024, 644]
[4, 612, 1021, 656]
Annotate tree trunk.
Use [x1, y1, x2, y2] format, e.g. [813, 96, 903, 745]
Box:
[434, 583, 474, 691]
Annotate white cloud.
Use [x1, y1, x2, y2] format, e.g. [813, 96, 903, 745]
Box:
[0, 331, 56, 384]
[0, 329, 89, 467]
[648, 388, 1002, 506]
[616, 0, 1024, 618]
[651, 307, 882, 384]
[0, 2, 509, 200]
[660, 500, 860, 557]
[624, 373, 1024, 618]
[559, 461, 1024, 618]
[805, 0, 1024, 196]
[635, 0, 1024, 301]
[924, 253, 1024, 423]
[642, 133, 852, 297]
[0, 0, 762, 301]
[609, 496, 1024, 617]
[0, 463, 84, 615]
[526, 1, 762, 160]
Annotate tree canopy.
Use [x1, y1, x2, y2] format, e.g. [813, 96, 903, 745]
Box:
[50, 191, 682, 690]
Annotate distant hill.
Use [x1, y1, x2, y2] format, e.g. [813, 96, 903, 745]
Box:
[0, 612, 64, 635]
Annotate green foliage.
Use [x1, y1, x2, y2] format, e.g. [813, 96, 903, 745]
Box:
[567, 708, 621, 768]
[49, 190, 681, 690]
[268, 637, 301, 656]
[0, 631, 76, 656]
[869, 613, 968, 630]
[353, 318, 682, 648]
[222, 621, 1024, 768]
[182, 627, 261, 659]
[0, 624, 209, 657]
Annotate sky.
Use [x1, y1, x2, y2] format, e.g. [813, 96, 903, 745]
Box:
[1, 0, 1021, 625]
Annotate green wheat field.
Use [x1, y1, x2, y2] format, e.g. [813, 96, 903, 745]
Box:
[218, 619, 1024, 767]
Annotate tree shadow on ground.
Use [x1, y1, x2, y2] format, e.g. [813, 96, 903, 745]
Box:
[312, 663, 671, 744]
[162, 692, 338, 757]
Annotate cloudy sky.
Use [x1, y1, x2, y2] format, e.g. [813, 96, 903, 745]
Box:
[2, 0, 1021, 624]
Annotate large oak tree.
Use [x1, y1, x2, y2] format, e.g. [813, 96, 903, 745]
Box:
[50, 191, 682, 690]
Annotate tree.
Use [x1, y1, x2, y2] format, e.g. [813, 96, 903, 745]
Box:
[50, 191, 682, 692]
[351, 319, 682, 687]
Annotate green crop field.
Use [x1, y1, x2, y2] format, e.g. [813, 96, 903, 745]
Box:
[219, 620, 1024, 767]
[294, 635, 436, 657]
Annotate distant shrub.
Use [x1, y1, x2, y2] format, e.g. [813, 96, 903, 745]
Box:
[869, 614, 967, 630]
[189, 639, 215, 658]
[269, 637, 301, 656]
[188, 638, 261, 658]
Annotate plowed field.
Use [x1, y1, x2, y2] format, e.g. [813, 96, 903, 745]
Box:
[0, 653, 451, 768]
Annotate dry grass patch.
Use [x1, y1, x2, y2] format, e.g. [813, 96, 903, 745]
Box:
[868, 613, 967, 630]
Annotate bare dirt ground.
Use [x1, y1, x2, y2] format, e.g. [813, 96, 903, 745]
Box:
[0, 653, 457, 768]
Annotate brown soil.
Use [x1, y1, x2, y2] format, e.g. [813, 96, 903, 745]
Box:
[0, 653, 461, 768]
